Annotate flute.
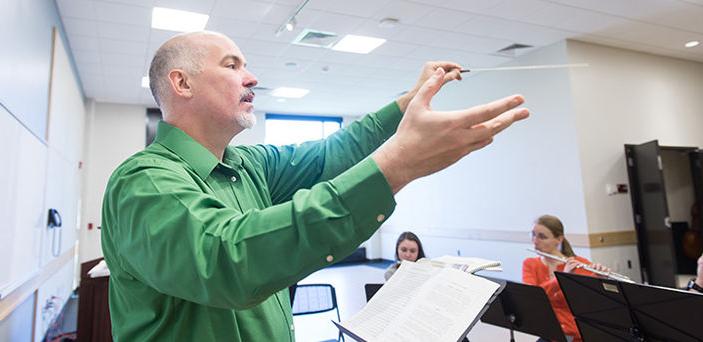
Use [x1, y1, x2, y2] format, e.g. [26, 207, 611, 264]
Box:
[527, 248, 635, 283]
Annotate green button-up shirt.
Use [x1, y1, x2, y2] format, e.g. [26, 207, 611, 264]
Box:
[101, 102, 402, 341]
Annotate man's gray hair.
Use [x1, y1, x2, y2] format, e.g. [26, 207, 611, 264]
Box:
[148, 32, 213, 107]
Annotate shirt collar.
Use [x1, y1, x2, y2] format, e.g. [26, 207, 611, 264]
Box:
[154, 121, 219, 179]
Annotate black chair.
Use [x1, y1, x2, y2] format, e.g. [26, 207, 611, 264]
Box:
[291, 283, 344, 342]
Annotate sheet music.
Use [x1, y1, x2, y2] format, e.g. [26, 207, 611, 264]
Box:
[342, 261, 441, 340]
[340, 260, 500, 342]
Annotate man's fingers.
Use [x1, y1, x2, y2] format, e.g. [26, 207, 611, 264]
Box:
[448, 95, 525, 128]
[412, 68, 446, 109]
[444, 68, 462, 83]
[483, 107, 530, 135]
[461, 107, 529, 146]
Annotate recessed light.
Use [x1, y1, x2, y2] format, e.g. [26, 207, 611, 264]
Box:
[378, 17, 399, 29]
[271, 87, 310, 98]
[151, 7, 209, 32]
[332, 34, 386, 54]
[141, 76, 149, 88]
[276, 98, 286, 103]
[685, 40, 700, 48]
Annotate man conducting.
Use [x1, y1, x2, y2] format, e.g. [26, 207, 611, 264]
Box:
[101, 31, 529, 341]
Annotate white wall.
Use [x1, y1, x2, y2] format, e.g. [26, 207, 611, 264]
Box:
[80, 102, 146, 262]
[567, 40, 703, 233]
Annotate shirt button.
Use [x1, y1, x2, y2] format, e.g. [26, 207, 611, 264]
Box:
[326, 255, 334, 263]
[290, 324, 295, 331]
[376, 214, 385, 222]
[230, 176, 237, 182]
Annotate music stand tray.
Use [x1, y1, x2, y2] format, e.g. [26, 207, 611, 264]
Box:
[480, 277, 567, 342]
[555, 272, 703, 342]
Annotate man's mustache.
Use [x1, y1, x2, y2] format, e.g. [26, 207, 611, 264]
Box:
[240, 88, 255, 101]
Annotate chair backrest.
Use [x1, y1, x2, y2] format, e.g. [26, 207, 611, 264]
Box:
[364, 283, 383, 302]
[291, 284, 338, 316]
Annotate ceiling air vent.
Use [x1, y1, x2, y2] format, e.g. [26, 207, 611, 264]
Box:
[292, 29, 338, 48]
[496, 43, 534, 57]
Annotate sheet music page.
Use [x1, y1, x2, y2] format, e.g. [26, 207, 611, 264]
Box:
[378, 268, 500, 342]
[340, 261, 441, 340]
[339, 260, 500, 342]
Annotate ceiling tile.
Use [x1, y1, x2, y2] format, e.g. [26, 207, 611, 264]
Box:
[439, 0, 509, 14]
[99, 39, 148, 56]
[98, 22, 151, 42]
[62, 18, 99, 37]
[72, 50, 102, 65]
[393, 26, 512, 54]
[523, 3, 624, 34]
[372, 40, 421, 57]
[67, 36, 101, 52]
[212, 0, 295, 25]
[56, 0, 96, 18]
[237, 39, 290, 57]
[307, 0, 392, 18]
[296, 10, 365, 34]
[351, 19, 408, 40]
[101, 52, 146, 68]
[280, 44, 328, 61]
[455, 15, 571, 46]
[207, 17, 262, 38]
[370, 0, 436, 25]
[94, 1, 152, 27]
[415, 7, 478, 31]
[153, 0, 215, 13]
[449, 0, 550, 21]
[77, 63, 102, 77]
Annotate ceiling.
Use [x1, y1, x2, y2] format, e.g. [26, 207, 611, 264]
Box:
[56, 0, 703, 115]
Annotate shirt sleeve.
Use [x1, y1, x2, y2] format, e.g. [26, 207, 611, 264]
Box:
[102, 156, 395, 310]
[522, 258, 562, 295]
[246, 101, 402, 204]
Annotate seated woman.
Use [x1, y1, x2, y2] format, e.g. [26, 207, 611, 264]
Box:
[523, 215, 609, 342]
[384, 231, 426, 281]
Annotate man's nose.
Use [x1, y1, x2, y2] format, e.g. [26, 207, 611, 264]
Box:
[244, 70, 258, 88]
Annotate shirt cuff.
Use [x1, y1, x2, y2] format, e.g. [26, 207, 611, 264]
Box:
[331, 157, 396, 235]
[372, 101, 403, 138]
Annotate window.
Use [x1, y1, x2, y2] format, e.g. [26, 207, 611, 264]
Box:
[265, 114, 342, 145]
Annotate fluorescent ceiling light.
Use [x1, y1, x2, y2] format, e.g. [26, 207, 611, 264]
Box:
[151, 7, 209, 32]
[685, 40, 700, 48]
[141, 76, 149, 88]
[271, 87, 310, 98]
[331, 34, 386, 54]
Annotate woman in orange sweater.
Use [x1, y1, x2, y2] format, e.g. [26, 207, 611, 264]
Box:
[522, 215, 609, 342]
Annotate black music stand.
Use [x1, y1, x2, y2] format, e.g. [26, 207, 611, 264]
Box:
[480, 278, 567, 342]
[555, 272, 703, 342]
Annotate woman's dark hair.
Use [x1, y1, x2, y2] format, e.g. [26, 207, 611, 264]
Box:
[536, 215, 576, 257]
[394, 231, 426, 261]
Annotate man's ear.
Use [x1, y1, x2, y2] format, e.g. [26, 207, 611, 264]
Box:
[168, 69, 193, 99]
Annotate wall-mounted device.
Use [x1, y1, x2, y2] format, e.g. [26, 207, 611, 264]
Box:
[47, 208, 62, 257]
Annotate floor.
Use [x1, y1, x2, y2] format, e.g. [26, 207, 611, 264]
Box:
[293, 261, 541, 342]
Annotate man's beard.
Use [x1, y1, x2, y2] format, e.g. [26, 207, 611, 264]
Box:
[236, 110, 256, 129]
[237, 88, 256, 129]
